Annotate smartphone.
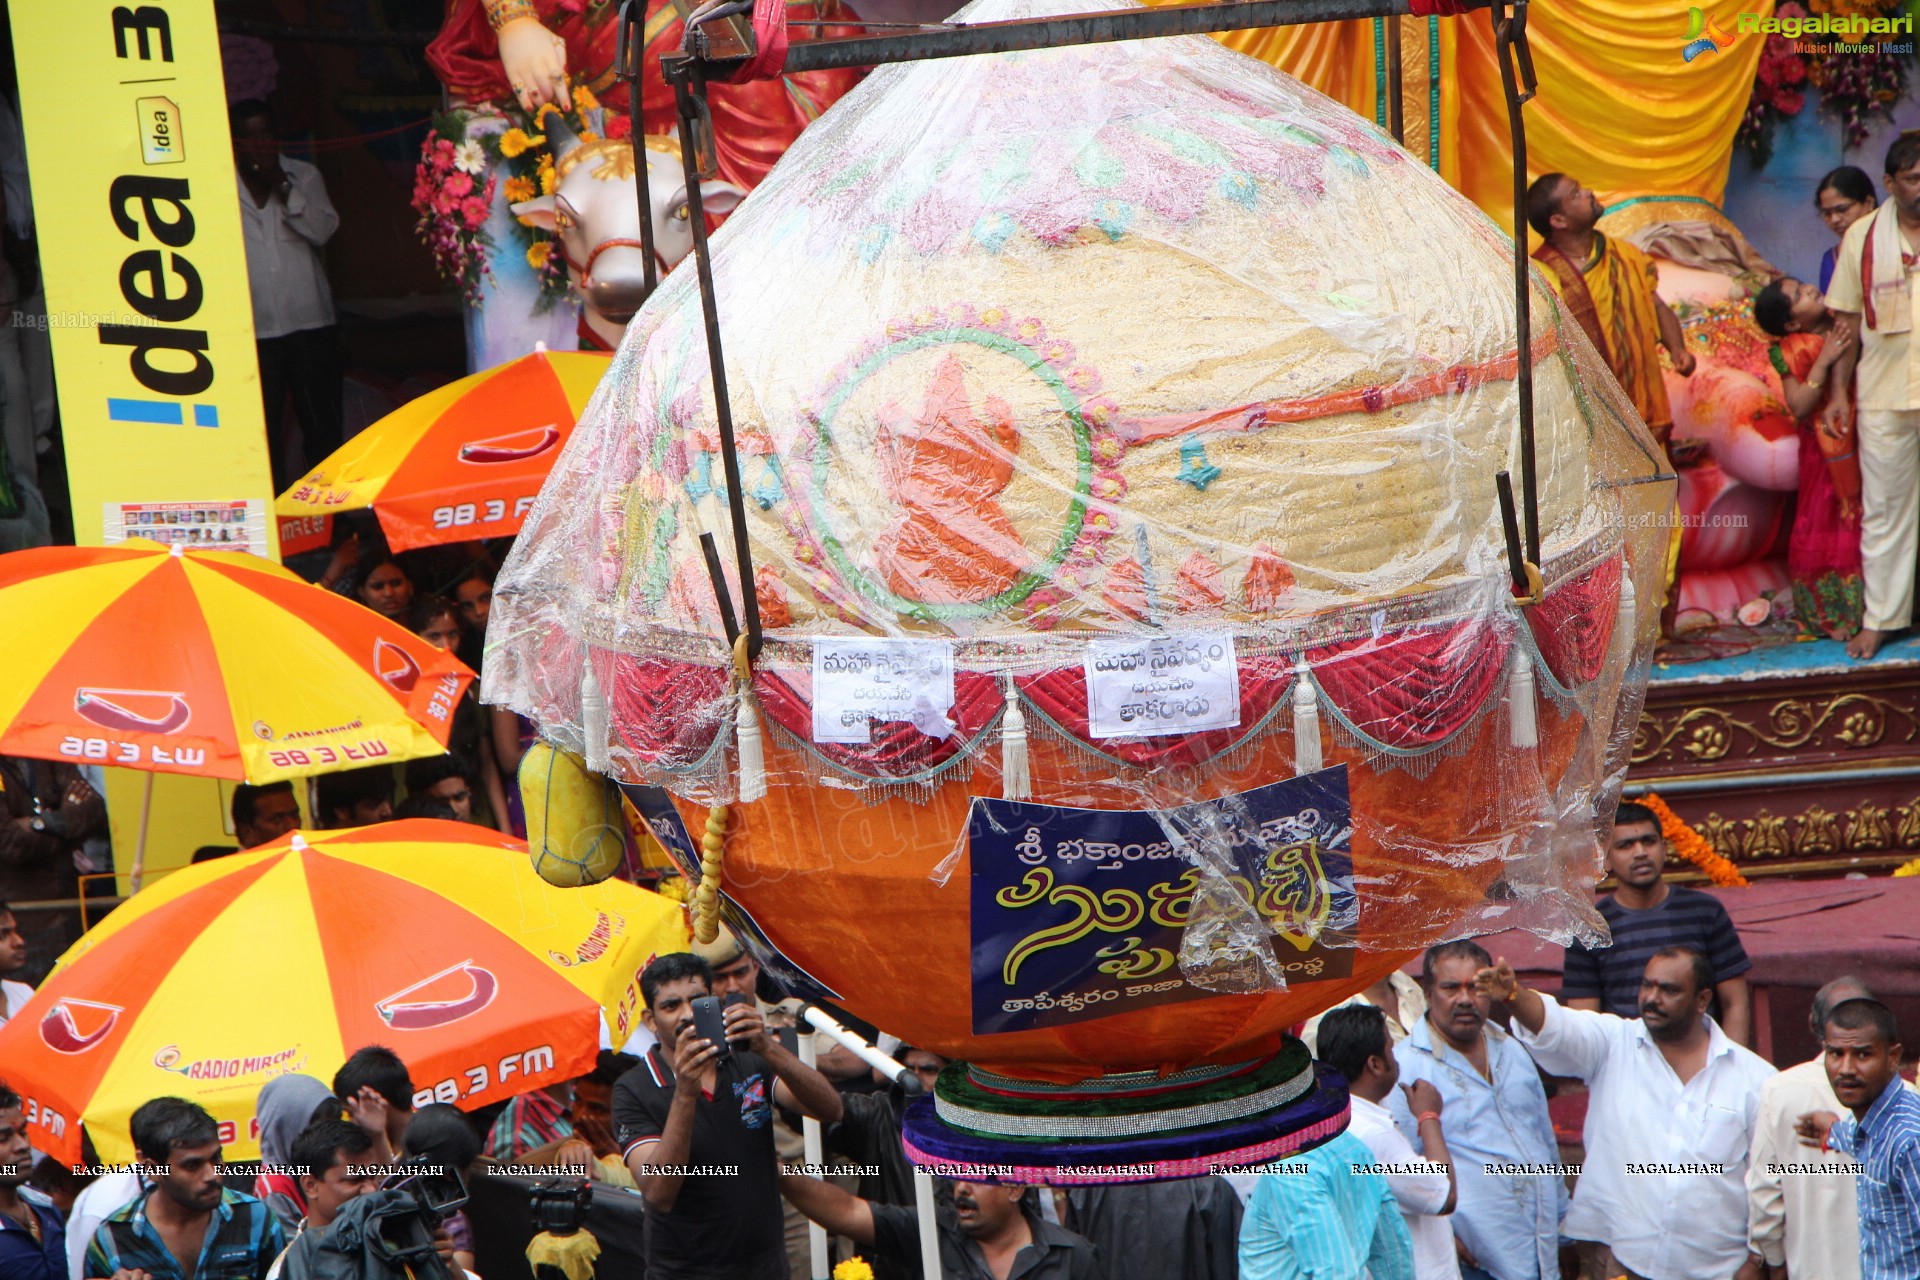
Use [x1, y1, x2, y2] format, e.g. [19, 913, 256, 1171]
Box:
[721, 991, 751, 1053]
[689, 995, 732, 1059]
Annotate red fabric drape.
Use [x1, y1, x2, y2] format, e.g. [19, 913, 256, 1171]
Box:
[1306, 620, 1509, 751]
[753, 670, 1003, 779]
[1015, 656, 1295, 769]
[600, 654, 730, 765]
[1523, 556, 1622, 691]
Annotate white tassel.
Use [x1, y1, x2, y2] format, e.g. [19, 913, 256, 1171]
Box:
[1615, 573, 1638, 653]
[581, 664, 610, 774]
[1508, 649, 1538, 749]
[735, 686, 767, 803]
[1001, 680, 1031, 801]
[1292, 658, 1322, 775]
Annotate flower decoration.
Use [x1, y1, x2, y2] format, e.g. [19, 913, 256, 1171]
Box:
[411, 83, 622, 310]
[1639, 792, 1749, 888]
[832, 1260, 875, 1280]
[1738, 0, 1910, 166]
[1895, 856, 1920, 877]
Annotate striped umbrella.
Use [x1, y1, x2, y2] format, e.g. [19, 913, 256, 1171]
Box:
[0, 539, 471, 784]
[0, 819, 689, 1164]
[277, 348, 611, 551]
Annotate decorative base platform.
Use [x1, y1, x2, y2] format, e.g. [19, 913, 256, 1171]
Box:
[901, 1044, 1350, 1185]
[1629, 635, 1920, 877]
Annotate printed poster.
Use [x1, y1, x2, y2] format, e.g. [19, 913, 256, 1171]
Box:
[969, 767, 1356, 1035]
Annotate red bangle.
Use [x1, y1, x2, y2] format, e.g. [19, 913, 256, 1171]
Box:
[1417, 1112, 1441, 1125]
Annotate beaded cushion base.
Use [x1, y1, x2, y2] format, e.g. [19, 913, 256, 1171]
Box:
[901, 1049, 1351, 1185]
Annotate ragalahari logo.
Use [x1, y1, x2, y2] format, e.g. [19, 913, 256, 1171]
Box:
[39, 999, 122, 1054]
[1683, 7, 1738, 60]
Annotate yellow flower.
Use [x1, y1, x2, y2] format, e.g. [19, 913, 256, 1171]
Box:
[538, 154, 557, 195]
[503, 176, 536, 203]
[536, 102, 563, 127]
[527, 241, 553, 270]
[579, 131, 599, 144]
[1897, 857, 1920, 878]
[572, 83, 599, 112]
[499, 128, 545, 159]
[831, 1261, 874, 1280]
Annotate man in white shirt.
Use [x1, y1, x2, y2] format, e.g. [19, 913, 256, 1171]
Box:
[1748, 976, 1877, 1280]
[1317, 1003, 1460, 1280]
[1481, 946, 1773, 1280]
[0, 905, 33, 1027]
[1301, 970, 1428, 1055]
[232, 100, 343, 491]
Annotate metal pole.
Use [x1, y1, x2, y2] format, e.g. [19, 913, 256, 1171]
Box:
[670, 0, 1487, 76]
[797, 1032, 830, 1280]
[130, 771, 154, 893]
[616, 0, 663, 301]
[671, 75, 764, 657]
[1492, 0, 1539, 570]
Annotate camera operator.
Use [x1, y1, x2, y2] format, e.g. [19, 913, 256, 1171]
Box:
[615, 953, 843, 1280]
[83, 1098, 285, 1280]
[266, 1122, 378, 1280]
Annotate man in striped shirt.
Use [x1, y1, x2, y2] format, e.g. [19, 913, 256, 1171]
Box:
[84, 1098, 284, 1280]
[1796, 999, 1920, 1280]
[1561, 802, 1752, 1046]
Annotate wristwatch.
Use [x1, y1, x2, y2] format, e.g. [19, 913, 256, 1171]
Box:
[28, 815, 47, 834]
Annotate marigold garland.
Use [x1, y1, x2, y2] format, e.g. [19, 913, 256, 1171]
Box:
[832, 1260, 875, 1280]
[1894, 856, 1920, 878]
[1640, 792, 1749, 887]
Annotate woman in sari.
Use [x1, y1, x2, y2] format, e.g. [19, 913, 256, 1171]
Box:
[1815, 166, 1876, 293]
[1754, 277, 1863, 641]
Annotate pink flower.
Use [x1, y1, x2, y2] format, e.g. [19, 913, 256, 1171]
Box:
[1736, 597, 1772, 627]
[445, 172, 474, 199]
[461, 198, 490, 229]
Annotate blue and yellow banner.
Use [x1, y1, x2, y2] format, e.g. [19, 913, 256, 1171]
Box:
[10, 0, 277, 551]
[968, 769, 1357, 1036]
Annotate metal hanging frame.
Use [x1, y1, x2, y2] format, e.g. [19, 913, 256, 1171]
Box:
[613, 0, 1544, 655]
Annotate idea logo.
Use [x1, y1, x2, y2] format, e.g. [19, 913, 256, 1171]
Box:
[1683, 7, 1738, 60]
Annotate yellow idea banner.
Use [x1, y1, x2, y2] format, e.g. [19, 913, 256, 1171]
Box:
[10, 0, 279, 552]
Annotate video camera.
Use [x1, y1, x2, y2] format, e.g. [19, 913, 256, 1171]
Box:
[528, 1178, 594, 1237]
[382, 1154, 470, 1227]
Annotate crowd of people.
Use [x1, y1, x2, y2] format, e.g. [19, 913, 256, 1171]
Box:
[0, 801, 1912, 1280]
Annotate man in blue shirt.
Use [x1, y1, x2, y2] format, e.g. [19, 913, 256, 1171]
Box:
[1238, 1127, 1414, 1280]
[0, 1083, 62, 1280]
[1798, 998, 1920, 1280]
[85, 1098, 284, 1280]
[1388, 942, 1565, 1280]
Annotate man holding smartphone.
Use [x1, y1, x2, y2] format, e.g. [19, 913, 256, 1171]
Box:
[615, 952, 844, 1280]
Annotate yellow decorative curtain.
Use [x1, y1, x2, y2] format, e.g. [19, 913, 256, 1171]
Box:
[1158, 1, 1772, 238]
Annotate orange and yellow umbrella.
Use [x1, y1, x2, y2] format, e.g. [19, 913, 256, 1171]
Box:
[0, 819, 690, 1164]
[277, 348, 611, 551]
[0, 540, 471, 785]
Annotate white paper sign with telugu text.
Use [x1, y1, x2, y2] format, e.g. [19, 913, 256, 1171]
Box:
[1084, 633, 1241, 739]
[811, 638, 957, 745]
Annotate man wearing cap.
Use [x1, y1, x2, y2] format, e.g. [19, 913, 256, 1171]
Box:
[693, 926, 864, 1280]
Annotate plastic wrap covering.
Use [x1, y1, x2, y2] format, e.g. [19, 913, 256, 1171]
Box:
[487, 0, 1674, 1082]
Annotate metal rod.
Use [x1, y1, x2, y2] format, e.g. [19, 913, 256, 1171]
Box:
[673, 75, 764, 658]
[1384, 16, 1405, 144]
[616, 0, 663, 301]
[674, 0, 1484, 76]
[700, 531, 741, 646]
[913, 1171, 941, 1280]
[1493, 0, 1539, 568]
[1494, 471, 1528, 597]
